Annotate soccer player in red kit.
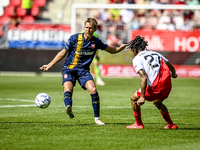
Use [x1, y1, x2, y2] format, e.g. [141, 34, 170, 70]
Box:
[126, 35, 178, 129]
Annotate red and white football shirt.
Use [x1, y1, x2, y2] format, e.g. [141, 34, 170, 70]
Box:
[132, 50, 172, 101]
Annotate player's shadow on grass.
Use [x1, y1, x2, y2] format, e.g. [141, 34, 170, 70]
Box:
[0, 121, 96, 127]
[1, 122, 200, 130]
[105, 122, 200, 130]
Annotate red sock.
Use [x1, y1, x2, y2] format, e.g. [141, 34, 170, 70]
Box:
[161, 110, 173, 126]
[133, 111, 143, 125]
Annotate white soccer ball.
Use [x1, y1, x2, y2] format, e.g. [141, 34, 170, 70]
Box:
[35, 93, 51, 109]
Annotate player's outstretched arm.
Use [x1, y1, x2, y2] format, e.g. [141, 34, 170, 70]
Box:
[104, 44, 127, 54]
[40, 49, 68, 71]
[166, 61, 178, 78]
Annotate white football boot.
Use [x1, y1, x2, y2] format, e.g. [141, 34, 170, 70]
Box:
[96, 78, 105, 86]
[95, 117, 105, 125]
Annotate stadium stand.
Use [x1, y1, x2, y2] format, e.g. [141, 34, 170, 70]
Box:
[33, 0, 46, 7]
[16, 7, 26, 17]
[22, 15, 35, 23]
[31, 6, 39, 17]
[41, 0, 108, 23]
[0, 0, 48, 23]
[9, 0, 22, 7]
[4, 6, 15, 17]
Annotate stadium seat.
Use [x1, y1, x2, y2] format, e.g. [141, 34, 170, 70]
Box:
[31, 6, 39, 17]
[0, 15, 10, 23]
[22, 15, 35, 23]
[9, 0, 22, 7]
[4, 6, 15, 17]
[33, 0, 46, 7]
[0, 0, 10, 7]
[16, 7, 26, 17]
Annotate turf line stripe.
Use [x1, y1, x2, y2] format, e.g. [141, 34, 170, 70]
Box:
[0, 98, 34, 102]
[0, 105, 36, 107]
[0, 98, 199, 109]
[0, 105, 199, 110]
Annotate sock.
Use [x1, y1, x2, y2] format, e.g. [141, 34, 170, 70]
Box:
[95, 117, 100, 121]
[63, 91, 72, 107]
[133, 111, 143, 125]
[94, 65, 101, 79]
[91, 93, 100, 117]
[161, 110, 173, 126]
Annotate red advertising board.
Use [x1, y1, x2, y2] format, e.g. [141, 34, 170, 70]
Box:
[100, 64, 200, 78]
[131, 30, 200, 52]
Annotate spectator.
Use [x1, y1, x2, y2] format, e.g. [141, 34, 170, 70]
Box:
[193, 10, 200, 29]
[183, 10, 195, 30]
[120, 8, 134, 24]
[185, 0, 199, 5]
[107, 24, 121, 47]
[150, 0, 161, 13]
[160, 0, 171, 4]
[156, 10, 176, 30]
[21, 0, 33, 15]
[127, 0, 135, 3]
[109, 0, 124, 3]
[9, 8, 21, 27]
[173, 0, 185, 14]
[143, 10, 159, 30]
[108, 8, 121, 21]
[131, 16, 140, 30]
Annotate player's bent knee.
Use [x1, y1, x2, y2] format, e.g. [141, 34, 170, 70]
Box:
[131, 92, 138, 101]
[153, 100, 162, 107]
[89, 87, 97, 94]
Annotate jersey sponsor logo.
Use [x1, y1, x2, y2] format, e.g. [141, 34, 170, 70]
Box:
[68, 34, 83, 69]
[75, 51, 94, 55]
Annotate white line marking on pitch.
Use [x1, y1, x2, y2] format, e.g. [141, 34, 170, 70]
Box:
[0, 98, 199, 109]
[0, 98, 34, 102]
[0, 105, 36, 108]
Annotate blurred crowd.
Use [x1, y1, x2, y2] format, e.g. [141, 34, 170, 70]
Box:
[87, 0, 200, 46]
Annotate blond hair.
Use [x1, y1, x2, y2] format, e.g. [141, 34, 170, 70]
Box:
[84, 18, 98, 28]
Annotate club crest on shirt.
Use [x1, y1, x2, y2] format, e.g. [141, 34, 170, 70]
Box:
[91, 44, 95, 49]
[64, 74, 68, 79]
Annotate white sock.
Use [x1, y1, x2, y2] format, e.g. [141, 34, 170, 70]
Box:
[95, 117, 100, 121]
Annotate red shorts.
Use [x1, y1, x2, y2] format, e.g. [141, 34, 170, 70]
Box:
[137, 59, 172, 101]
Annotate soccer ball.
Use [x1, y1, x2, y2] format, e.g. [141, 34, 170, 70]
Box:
[35, 93, 51, 109]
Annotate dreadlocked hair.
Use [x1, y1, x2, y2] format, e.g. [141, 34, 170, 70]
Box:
[128, 35, 148, 53]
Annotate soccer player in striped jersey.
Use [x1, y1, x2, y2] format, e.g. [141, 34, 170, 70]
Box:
[40, 18, 127, 125]
[126, 35, 178, 129]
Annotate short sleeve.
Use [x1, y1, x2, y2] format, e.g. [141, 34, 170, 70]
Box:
[96, 38, 108, 50]
[132, 56, 144, 73]
[160, 54, 168, 62]
[64, 36, 73, 51]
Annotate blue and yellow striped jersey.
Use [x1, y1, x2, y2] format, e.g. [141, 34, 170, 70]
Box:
[63, 33, 108, 70]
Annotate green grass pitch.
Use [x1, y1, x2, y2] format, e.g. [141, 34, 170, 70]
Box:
[0, 74, 200, 150]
